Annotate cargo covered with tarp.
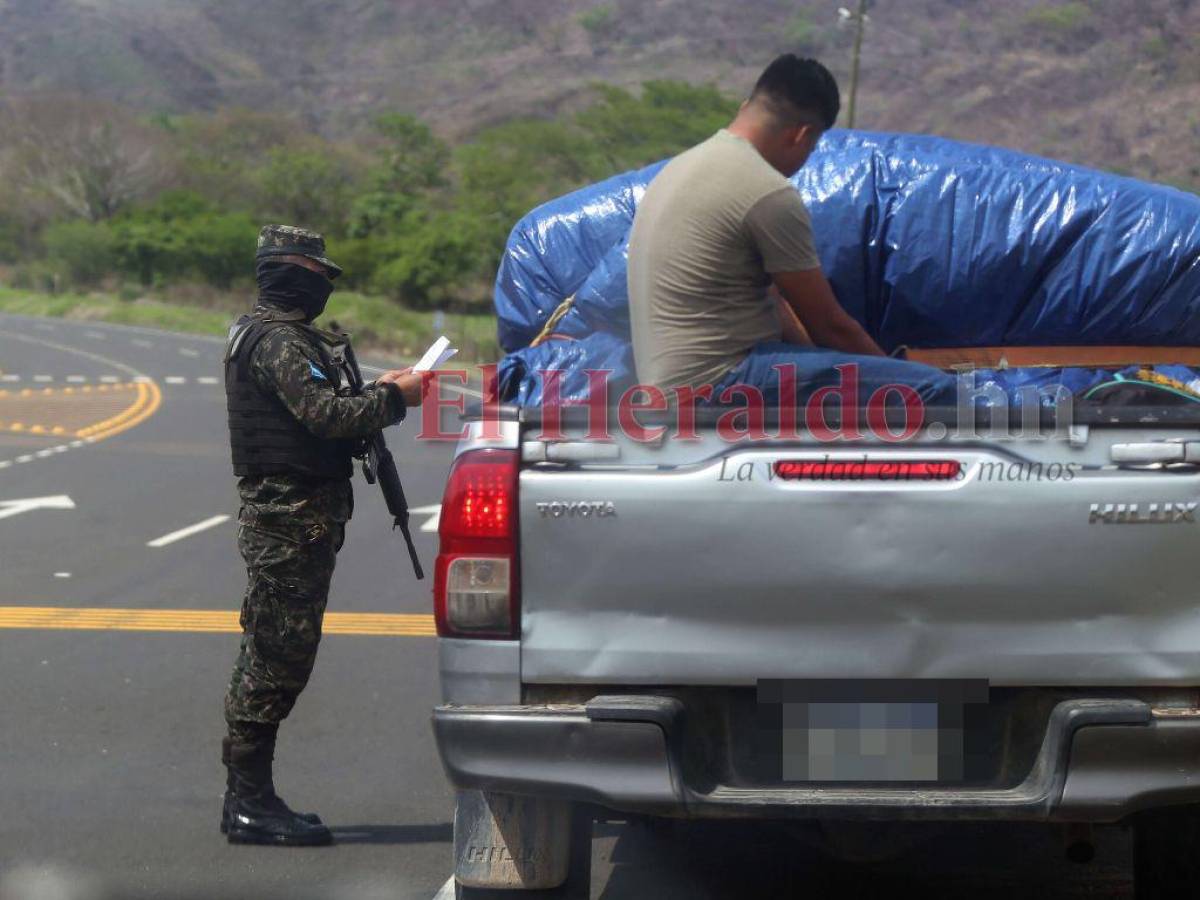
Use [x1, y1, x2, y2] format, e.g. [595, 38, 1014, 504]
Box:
[493, 131, 1200, 408]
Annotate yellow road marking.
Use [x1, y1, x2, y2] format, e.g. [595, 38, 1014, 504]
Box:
[114, 380, 162, 439]
[77, 381, 162, 440]
[0, 379, 162, 441]
[75, 383, 146, 438]
[0, 606, 435, 636]
[0, 381, 160, 441]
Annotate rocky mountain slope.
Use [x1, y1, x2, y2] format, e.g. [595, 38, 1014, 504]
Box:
[0, 0, 1196, 189]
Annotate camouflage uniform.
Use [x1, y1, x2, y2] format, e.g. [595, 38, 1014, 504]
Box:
[224, 306, 404, 742]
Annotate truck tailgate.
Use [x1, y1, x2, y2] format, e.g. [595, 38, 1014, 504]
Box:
[518, 433, 1200, 686]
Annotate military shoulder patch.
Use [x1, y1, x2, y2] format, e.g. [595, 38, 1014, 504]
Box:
[309, 362, 328, 382]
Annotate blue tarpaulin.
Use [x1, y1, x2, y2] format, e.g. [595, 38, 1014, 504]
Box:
[494, 131, 1200, 407]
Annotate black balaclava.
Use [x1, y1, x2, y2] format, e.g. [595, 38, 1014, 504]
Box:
[255, 260, 334, 322]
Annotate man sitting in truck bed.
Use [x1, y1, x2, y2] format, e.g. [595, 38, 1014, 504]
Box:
[627, 54, 885, 395]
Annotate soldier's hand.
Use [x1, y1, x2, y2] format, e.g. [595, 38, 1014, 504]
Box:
[378, 367, 429, 407]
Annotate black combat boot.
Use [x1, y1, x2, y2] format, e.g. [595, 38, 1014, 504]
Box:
[222, 736, 332, 846]
[220, 737, 324, 835]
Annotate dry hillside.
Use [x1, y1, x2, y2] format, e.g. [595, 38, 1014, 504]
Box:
[0, 0, 1197, 189]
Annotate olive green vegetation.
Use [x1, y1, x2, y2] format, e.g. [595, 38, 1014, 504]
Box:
[1024, 1, 1093, 33]
[0, 287, 500, 362]
[1021, 3, 1097, 49]
[0, 288, 232, 336]
[0, 81, 738, 347]
[578, 5, 617, 37]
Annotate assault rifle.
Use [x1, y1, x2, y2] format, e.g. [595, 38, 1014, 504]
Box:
[340, 340, 425, 580]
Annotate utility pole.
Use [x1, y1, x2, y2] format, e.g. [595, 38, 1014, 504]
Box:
[839, 0, 871, 128]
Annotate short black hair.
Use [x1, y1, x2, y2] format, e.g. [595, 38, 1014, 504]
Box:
[749, 54, 840, 131]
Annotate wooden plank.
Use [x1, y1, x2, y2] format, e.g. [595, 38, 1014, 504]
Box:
[907, 346, 1200, 369]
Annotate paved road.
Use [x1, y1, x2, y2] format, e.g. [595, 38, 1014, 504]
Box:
[0, 313, 1136, 899]
[0, 314, 455, 900]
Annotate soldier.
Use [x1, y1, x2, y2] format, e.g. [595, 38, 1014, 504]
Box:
[220, 225, 427, 846]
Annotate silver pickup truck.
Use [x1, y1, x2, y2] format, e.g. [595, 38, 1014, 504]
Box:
[432, 398, 1200, 898]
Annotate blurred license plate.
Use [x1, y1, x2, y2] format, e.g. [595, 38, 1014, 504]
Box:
[756, 679, 988, 783]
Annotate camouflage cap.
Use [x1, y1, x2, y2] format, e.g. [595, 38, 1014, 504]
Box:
[255, 224, 343, 279]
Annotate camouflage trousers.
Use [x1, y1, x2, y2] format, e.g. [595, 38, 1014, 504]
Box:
[224, 515, 345, 742]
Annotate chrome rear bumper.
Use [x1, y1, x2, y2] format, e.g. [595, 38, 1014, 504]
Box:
[433, 696, 1200, 822]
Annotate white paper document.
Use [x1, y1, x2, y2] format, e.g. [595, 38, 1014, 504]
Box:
[413, 335, 458, 372]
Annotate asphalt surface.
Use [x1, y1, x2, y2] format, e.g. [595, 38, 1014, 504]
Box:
[0, 312, 1137, 899]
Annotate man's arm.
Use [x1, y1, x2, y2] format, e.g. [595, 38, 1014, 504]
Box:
[773, 268, 884, 357]
[743, 187, 884, 357]
[771, 287, 814, 346]
[251, 328, 407, 440]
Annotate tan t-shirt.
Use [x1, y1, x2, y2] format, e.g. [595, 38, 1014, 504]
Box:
[627, 129, 820, 390]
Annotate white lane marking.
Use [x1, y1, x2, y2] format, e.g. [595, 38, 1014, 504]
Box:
[0, 328, 154, 474]
[0, 443, 90, 471]
[132, 339, 154, 348]
[0, 314, 224, 345]
[0, 495, 75, 522]
[411, 504, 442, 533]
[54, 572, 71, 579]
[0, 329, 141, 378]
[85, 331, 106, 340]
[0, 373, 224, 388]
[179, 348, 200, 357]
[147, 514, 231, 548]
[432, 877, 456, 900]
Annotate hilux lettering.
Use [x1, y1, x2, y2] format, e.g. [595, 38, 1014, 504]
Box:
[1088, 502, 1197, 524]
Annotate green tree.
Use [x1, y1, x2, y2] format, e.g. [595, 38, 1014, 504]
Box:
[575, 81, 737, 172]
[257, 148, 356, 232]
[42, 220, 118, 286]
[349, 114, 450, 238]
[371, 212, 486, 310]
[323, 236, 382, 291]
[578, 5, 617, 41]
[1022, 3, 1099, 50]
[456, 118, 602, 248]
[178, 213, 259, 290]
[1, 95, 172, 222]
[445, 80, 739, 298]
[373, 114, 449, 196]
[0, 200, 31, 264]
[111, 218, 186, 286]
[173, 109, 306, 211]
[106, 191, 257, 288]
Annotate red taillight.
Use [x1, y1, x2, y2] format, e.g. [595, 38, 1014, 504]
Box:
[448, 461, 513, 538]
[773, 460, 962, 481]
[435, 448, 519, 639]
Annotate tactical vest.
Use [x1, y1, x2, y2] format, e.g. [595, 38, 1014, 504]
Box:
[224, 311, 355, 480]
